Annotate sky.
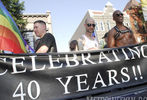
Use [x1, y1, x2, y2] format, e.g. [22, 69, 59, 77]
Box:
[20, 0, 140, 52]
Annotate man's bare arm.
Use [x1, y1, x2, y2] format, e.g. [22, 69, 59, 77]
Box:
[107, 29, 116, 48]
[36, 45, 49, 53]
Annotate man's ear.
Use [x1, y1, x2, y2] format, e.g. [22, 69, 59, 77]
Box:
[42, 24, 46, 30]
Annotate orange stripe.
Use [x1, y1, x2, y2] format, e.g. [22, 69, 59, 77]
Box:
[0, 15, 26, 51]
[0, 25, 25, 53]
[0, 25, 20, 46]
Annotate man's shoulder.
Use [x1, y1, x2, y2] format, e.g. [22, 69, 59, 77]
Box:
[109, 27, 117, 34]
[44, 33, 55, 38]
[45, 33, 54, 37]
[41, 33, 55, 41]
[78, 34, 85, 40]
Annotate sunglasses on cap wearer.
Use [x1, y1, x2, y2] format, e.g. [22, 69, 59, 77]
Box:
[115, 13, 123, 17]
[87, 23, 96, 27]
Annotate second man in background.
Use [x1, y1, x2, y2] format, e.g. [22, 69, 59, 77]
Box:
[78, 17, 99, 51]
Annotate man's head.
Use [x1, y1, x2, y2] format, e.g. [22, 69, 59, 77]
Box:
[84, 17, 96, 34]
[70, 40, 78, 51]
[102, 32, 108, 43]
[34, 20, 46, 38]
[113, 10, 124, 23]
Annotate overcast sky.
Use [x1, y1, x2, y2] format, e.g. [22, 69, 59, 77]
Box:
[20, 0, 140, 52]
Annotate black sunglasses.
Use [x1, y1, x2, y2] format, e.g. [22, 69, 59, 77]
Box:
[87, 24, 95, 27]
[116, 13, 123, 17]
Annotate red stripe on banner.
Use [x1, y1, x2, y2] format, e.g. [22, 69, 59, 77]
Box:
[0, 25, 25, 53]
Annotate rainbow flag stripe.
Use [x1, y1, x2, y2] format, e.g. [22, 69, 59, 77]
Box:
[0, 0, 27, 53]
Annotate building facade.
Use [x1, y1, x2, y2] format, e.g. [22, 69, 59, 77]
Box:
[22, 11, 53, 49]
[70, 2, 131, 48]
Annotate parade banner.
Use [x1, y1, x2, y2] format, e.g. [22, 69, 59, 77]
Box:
[0, 43, 147, 100]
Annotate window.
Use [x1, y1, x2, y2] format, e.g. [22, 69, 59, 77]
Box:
[107, 21, 111, 30]
[95, 22, 99, 31]
[100, 21, 105, 31]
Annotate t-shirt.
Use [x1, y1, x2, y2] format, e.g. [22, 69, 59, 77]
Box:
[35, 33, 57, 53]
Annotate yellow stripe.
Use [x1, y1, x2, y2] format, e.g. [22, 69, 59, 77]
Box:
[141, 0, 147, 7]
[0, 15, 26, 52]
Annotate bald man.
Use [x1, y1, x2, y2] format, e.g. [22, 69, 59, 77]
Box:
[78, 17, 99, 50]
[107, 10, 137, 48]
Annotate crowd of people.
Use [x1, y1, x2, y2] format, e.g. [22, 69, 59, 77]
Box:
[69, 10, 137, 52]
[33, 10, 137, 53]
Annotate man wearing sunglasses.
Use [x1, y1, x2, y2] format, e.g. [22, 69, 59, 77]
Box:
[107, 10, 137, 48]
[78, 17, 99, 50]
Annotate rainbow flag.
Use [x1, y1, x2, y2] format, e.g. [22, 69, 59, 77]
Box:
[0, 0, 27, 53]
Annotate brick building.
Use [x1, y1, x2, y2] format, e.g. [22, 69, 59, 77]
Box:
[124, 0, 147, 43]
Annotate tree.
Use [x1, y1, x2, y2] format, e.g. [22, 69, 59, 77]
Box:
[1, 0, 26, 33]
[130, 6, 147, 33]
